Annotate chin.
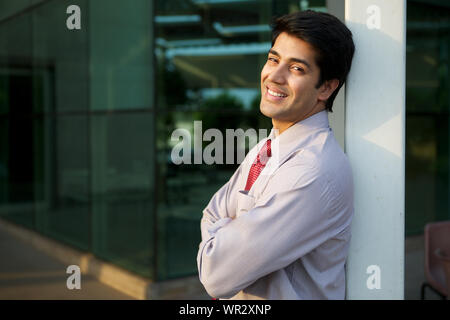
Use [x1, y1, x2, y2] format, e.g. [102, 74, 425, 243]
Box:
[259, 104, 273, 119]
[260, 102, 281, 119]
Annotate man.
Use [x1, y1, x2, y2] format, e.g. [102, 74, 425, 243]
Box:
[197, 10, 355, 300]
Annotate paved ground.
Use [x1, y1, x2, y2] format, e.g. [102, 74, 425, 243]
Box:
[404, 234, 443, 300]
[0, 227, 136, 300]
[0, 223, 444, 300]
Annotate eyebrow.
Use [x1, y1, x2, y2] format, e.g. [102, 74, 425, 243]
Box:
[268, 49, 312, 70]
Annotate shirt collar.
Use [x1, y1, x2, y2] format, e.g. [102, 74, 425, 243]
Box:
[268, 110, 330, 142]
[264, 110, 330, 170]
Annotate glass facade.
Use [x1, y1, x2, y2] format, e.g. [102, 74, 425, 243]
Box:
[0, 0, 449, 284]
[0, 0, 155, 278]
[406, 0, 450, 235]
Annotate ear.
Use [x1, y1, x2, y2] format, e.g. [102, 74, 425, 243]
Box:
[318, 79, 340, 102]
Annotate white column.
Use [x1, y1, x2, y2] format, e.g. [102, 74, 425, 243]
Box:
[345, 0, 406, 299]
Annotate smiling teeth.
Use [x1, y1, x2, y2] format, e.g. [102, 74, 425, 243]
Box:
[268, 89, 287, 97]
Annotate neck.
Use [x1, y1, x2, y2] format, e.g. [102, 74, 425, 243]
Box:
[272, 105, 326, 137]
[272, 121, 293, 137]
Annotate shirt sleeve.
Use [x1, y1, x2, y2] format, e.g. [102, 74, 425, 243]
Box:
[197, 165, 351, 299]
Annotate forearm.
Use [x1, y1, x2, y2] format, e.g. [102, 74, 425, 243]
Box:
[201, 165, 243, 224]
[200, 213, 232, 243]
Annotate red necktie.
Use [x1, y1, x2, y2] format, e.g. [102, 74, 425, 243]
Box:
[244, 139, 272, 191]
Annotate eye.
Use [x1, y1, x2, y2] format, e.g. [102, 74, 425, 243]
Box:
[268, 56, 278, 63]
[292, 65, 305, 73]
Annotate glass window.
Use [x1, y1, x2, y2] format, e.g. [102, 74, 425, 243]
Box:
[88, 0, 156, 277]
[0, 10, 34, 228]
[89, 0, 153, 111]
[0, 0, 156, 279]
[43, 114, 90, 249]
[91, 113, 155, 278]
[33, 0, 89, 113]
[406, 1, 450, 235]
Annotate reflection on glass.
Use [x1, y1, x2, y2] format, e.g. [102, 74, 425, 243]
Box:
[91, 113, 155, 278]
[0, 11, 34, 228]
[406, 2, 450, 235]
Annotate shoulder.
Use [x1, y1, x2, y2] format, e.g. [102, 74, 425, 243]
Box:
[270, 130, 353, 194]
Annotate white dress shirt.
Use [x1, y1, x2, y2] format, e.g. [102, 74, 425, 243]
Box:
[197, 110, 354, 300]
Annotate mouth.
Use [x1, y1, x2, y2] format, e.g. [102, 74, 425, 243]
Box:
[265, 86, 288, 101]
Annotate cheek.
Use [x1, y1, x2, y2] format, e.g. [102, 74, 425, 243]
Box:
[289, 82, 304, 99]
[291, 79, 315, 99]
[260, 65, 269, 82]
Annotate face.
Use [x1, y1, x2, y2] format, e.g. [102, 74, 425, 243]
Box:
[260, 32, 337, 134]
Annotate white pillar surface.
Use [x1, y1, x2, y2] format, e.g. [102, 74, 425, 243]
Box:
[344, 0, 406, 299]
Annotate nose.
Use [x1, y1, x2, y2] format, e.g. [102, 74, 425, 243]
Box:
[267, 64, 287, 85]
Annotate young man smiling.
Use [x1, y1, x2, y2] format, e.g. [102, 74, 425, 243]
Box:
[197, 10, 355, 300]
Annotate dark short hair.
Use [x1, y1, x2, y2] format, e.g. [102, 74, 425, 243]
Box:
[271, 10, 355, 112]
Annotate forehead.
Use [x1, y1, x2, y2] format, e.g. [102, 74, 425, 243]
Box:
[271, 32, 318, 68]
